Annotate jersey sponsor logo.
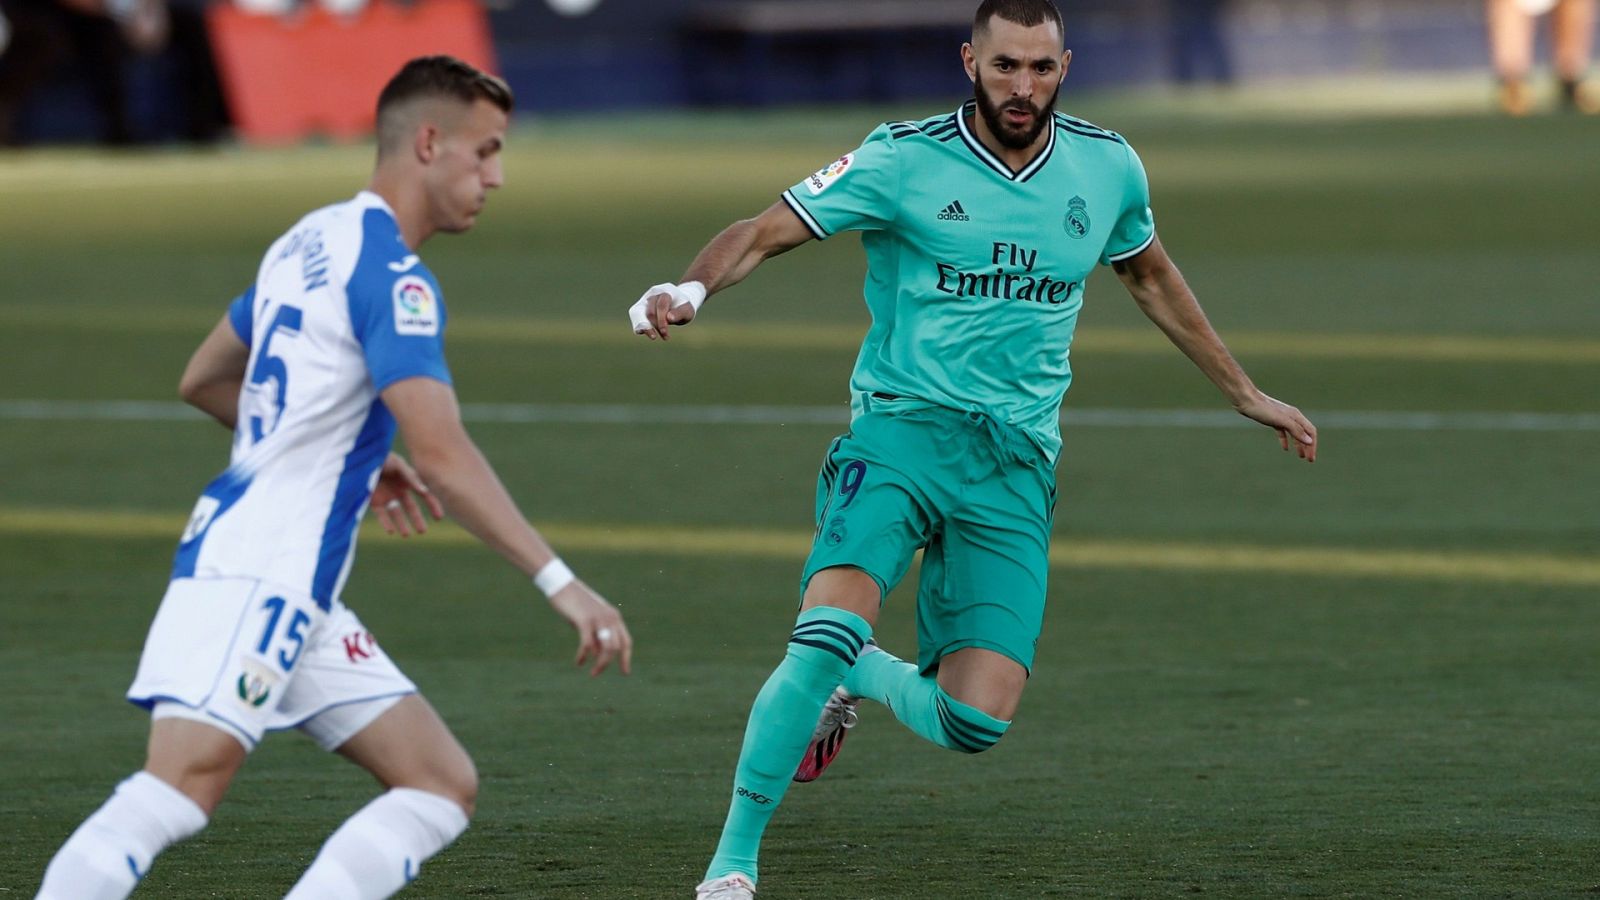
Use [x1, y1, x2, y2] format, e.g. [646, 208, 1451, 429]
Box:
[1064, 196, 1091, 239]
[392, 275, 438, 336]
[806, 153, 854, 195]
[937, 200, 970, 222]
[343, 630, 379, 663]
[932, 241, 1078, 306]
[387, 254, 421, 273]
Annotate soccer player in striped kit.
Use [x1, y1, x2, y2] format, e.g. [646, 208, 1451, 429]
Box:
[629, 2, 1316, 896]
[35, 56, 632, 900]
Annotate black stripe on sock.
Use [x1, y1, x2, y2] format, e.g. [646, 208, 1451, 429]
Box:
[791, 620, 866, 655]
[789, 636, 856, 666]
[934, 701, 989, 753]
[936, 696, 1005, 749]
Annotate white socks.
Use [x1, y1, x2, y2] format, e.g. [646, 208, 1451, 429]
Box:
[35, 771, 209, 900]
[35, 777, 466, 900]
[284, 788, 469, 899]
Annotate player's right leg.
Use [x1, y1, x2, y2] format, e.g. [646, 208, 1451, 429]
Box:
[35, 576, 289, 899]
[699, 414, 932, 894]
[34, 719, 242, 900]
[700, 568, 880, 894]
[1487, 0, 1537, 114]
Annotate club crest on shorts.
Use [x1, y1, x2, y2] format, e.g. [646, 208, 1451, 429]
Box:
[235, 659, 279, 709]
[1064, 196, 1090, 239]
[824, 513, 848, 546]
[807, 153, 854, 195]
[392, 275, 438, 336]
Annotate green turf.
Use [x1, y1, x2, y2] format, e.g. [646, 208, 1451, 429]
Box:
[2, 84, 1598, 898]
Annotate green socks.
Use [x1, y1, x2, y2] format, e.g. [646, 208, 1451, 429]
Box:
[705, 606, 871, 882]
[844, 646, 1010, 754]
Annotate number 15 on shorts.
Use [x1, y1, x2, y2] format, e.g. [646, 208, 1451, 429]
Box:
[255, 595, 313, 673]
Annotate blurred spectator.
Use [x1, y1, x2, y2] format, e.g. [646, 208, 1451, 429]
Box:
[1169, 0, 1234, 86]
[163, 0, 230, 142]
[0, 0, 153, 144]
[0, 0, 227, 145]
[1487, 0, 1599, 114]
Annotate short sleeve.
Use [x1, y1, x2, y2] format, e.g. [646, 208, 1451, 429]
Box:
[227, 286, 256, 346]
[1101, 142, 1157, 266]
[780, 126, 900, 239]
[346, 262, 452, 393]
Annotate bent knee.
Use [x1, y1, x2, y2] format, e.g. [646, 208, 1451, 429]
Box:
[437, 757, 479, 817]
[401, 754, 478, 817]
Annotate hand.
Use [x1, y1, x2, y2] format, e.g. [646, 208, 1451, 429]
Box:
[369, 452, 445, 536]
[628, 282, 705, 341]
[1235, 392, 1318, 462]
[546, 582, 633, 676]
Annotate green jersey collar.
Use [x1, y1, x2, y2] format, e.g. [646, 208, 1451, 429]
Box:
[954, 99, 1057, 183]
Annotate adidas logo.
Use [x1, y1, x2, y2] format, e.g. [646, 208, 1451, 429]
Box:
[937, 200, 970, 222]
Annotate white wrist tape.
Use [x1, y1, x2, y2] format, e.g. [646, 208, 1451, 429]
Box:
[628, 281, 706, 333]
[533, 558, 575, 597]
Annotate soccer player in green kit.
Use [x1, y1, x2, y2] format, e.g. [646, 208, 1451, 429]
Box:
[628, 1, 1319, 896]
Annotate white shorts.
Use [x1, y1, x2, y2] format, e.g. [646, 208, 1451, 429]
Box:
[127, 577, 416, 751]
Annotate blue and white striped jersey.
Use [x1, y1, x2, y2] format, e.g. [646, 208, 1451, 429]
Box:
[172, 191, 451, 609]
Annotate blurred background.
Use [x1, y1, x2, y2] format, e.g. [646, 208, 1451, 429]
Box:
[0, 0, 1597, 144]
[3, 1, 1597, 897]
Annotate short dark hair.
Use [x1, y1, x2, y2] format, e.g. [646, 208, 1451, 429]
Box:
[973, 0, 1063, 37]
[375, 55, 513, 152]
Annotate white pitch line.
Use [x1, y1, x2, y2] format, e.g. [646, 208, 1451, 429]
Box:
[2, 399, 1598, 432]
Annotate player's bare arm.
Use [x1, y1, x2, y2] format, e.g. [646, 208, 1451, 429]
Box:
[381, 375, 633, 675]
[1113, 237, 1318, 462]
[178, 315, 250, 429]
[630, 200, 814, 340]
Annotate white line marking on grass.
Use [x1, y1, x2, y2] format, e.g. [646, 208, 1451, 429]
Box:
[1, 507, 1595, 588]
[3, 400, 1598, 432]
[7, 306, 1600, 364]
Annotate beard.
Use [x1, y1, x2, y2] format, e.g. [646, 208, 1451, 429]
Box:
[973, 70, 1058, 150]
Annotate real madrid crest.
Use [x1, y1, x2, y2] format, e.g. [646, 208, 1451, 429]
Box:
[1064, 195, 1090, 239]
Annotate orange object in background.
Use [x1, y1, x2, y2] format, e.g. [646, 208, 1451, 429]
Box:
[207, 0, 498, 144]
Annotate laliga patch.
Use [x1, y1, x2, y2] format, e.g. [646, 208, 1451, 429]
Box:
[392, 275, 438, 336]
[806, 153, 854, 195]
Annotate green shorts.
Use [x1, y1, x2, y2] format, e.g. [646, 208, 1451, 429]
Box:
[800, 403, 1056, 674]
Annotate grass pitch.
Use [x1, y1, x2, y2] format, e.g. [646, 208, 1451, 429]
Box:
[2, 80, 1598, 897]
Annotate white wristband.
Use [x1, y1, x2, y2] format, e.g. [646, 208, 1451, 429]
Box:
[533, 559, 575, 597]
[628, 281, 707, 333]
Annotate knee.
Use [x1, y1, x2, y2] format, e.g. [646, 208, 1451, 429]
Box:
[403, 749, 478, 818]
[436, 756, 479, 818]
[800, 566, 882, 623]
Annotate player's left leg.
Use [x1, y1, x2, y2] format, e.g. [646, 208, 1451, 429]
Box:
[265, 601, 469, 899]
[284, 695, 475, 899]
[834, 435, 1052, 763]
[1553, 0, 1599, 111]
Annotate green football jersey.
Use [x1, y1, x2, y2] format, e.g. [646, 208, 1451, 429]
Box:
[782, 100, 1156, 464]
